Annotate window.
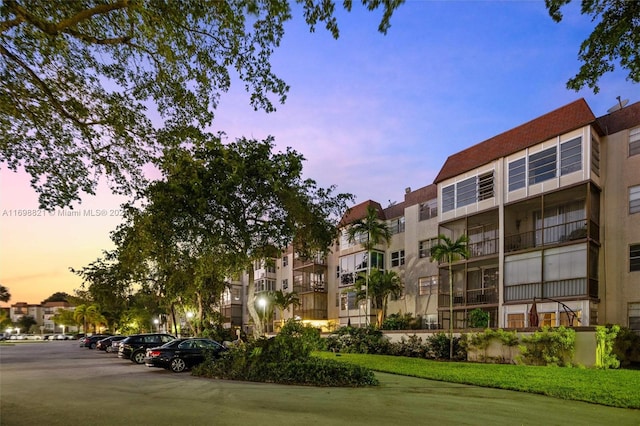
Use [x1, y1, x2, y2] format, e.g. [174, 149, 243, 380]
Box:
[560, 310, 581, 326]
[539, 312, 556, 327]
[282, 279, 288, 290]
[419, 238, 438, 258]
[631, 244, 640, 272]
[507, 313, 524, 328]
[389, 217, 405, 234]
[282, 255, 288, 267]
[560, 137, 582, 175]
[630, 127, 640, 157]
[591, 136, 600, 176]
[442, 185, 455, 213]
[630, 185, 640, 214]
[509, 158, 526, 191]
[419, 276, 438, 295]
[419, 199, 437, 221]
[391, 250, 405, 267]
[478, 172, 494, 200]
[456, 177, 477, 207]
[529, 146, 557, 184]
[629, 303, 640, 332]
[423, 314, 438, 329]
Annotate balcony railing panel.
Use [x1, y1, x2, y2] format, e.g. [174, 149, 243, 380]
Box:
[293, 280, 326, 293]
[504, 278, 589, 302]
[505, 219, 589, 253]
[466, 288, 498, 305]
[468, 238, 498, 258]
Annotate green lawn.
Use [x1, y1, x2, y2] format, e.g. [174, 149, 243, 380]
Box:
[314, 352, 640, 409]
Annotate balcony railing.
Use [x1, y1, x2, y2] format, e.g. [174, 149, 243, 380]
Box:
[437, 287, 498, 308]
[293, 280, 326, 293]
[293, 308, 327, 320]
[505, 219, 588, 253]
[504, 277, 591, 302]
[468, 238, 498, 258]
[293, 254, 326, 269]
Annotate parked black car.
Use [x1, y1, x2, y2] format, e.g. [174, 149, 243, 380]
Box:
[80, 334, 112, 349]
[144, 338, 227, 372]
[96, 335, 127, 352]
[118, 333, 175, 364]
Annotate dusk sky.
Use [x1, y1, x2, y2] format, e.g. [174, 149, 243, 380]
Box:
[2, 1, 639, 306]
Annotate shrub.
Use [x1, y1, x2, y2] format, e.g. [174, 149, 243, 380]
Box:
[517, 326, 575, 366]
[595, 325, 620, 369]
[463, 329, 519, 364]
[381, 312, 423, 330]
[467, 309, 490, 329]
[612, 326, 640, 368]
[426, 332, 466, 360]
[325, 326, 391, 354]
[192, 321, 378, 387]
[388, 335, 427, 358]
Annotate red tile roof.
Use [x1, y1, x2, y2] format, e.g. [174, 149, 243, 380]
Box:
[404, 184, 437, 207]
[434, 99, 598, 184]
[596, 101, 640, 135]
[339, 200, 385, 226]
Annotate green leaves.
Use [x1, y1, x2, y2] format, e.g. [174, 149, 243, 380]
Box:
[1, 1, 401, 208]
[545, 0, 640, 93]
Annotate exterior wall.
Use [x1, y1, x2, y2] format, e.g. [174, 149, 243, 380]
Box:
[601, 126, 640, 326]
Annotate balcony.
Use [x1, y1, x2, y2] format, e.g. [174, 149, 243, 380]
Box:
[438, 287, 498, 307]
[505, 219, 589, 253]
[504, 277, 594, 302]
[468, 238, 498, 258]
[293, 254, 326, 269]
[293, 280, 326, 294]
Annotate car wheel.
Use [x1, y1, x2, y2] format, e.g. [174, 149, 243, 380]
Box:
[90, 342, 97, 349]
[132, 351, 145, 364]
[170, 357, 187, 373]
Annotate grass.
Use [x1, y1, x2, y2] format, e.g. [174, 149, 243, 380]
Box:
[314, 352, 640, 409]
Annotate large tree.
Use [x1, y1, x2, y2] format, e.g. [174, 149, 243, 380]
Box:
[0, 285, 10, 303]
[0, 0, 402, 209]
[430, 234, 469, 360]
[346, 204, 391, 326]
[93, 132, 350, 337]
[546, 0, 640, 93]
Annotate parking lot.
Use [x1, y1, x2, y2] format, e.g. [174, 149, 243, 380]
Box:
[2, 341, 639, 425]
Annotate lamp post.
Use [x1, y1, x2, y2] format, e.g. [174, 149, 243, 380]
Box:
[153, 318, 159, 333]
[258, 298, 267, 335]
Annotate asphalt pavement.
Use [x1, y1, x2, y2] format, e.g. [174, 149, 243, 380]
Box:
[1, 341, 638, 426]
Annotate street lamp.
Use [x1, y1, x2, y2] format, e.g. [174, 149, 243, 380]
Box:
[258, 298, 267, 335]
[153, 318, 159, 333]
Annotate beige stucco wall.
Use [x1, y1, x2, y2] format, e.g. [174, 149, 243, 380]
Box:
[601, 128, 640, 326]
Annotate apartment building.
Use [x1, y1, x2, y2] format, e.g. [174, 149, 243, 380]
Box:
[224, 98, 640, 333]
[9, 301, 77, 334]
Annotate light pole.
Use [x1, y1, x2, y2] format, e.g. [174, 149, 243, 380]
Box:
[153, 318, 159, 333]
[258, 298, 267, 335]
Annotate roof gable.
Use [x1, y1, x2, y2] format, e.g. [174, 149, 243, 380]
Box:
[339, 200, 385, 227]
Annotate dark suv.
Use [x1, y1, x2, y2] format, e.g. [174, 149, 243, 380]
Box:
[118, 333, 175, 364]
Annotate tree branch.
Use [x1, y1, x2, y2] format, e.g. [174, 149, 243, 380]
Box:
[6, 0, 130, 35]
[0, 44, 106, 127]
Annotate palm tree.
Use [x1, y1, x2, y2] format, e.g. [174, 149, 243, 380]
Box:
[346, 204, 391, 326]
[430, 234, 470, 359]
[73, 304, 103, 333]
[73, 304, 90, 333]
[355, 269, 403, 328]
[270, 290, 300, 329]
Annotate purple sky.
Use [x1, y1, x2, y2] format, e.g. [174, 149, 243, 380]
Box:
[2, 1, 639, 305]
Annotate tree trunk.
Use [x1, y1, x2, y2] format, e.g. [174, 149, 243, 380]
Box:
[246, 264, 262, 338]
